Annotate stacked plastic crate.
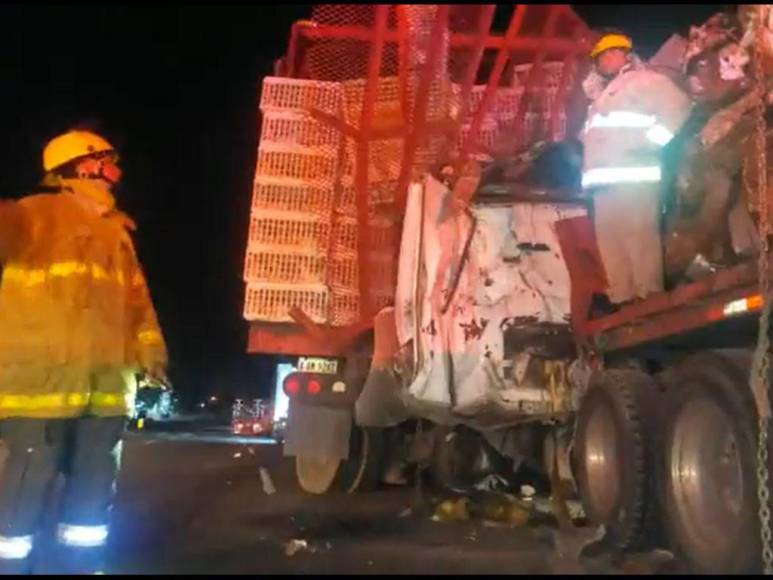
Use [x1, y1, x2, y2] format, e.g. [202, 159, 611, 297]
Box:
[330, 77, 403, 325]
[244, 78, 344, 324]
[245, 76, 401, 327]
[451, 61, 570, 154]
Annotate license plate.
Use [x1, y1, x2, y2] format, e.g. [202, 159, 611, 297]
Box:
[297, 357, 338, 375]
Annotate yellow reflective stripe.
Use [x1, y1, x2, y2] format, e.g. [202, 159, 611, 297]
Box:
[0, 392, 90, 410]
[137, 329, 163, 346]
[90, 393, 125, 409]
[0, 392, 128, 411]
[3, 262, 126, 288]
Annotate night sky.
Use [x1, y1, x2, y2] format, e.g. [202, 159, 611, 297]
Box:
[0, 4, 718, 405]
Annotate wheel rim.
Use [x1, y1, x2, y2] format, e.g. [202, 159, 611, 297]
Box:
[296, 455, 340, 495]
[584, 400, 622, 521]
[668, 397, 744, 562]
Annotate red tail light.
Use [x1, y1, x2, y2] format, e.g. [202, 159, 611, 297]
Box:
[285, 377, 300, 395]
[307, 379, 322, 395]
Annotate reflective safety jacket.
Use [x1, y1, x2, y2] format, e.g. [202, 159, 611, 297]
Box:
[0, 178, 167, 418]
[581, 67, 693, 190]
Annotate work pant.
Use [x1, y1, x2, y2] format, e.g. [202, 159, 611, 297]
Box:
[0, 416, 126, 575]
[593, 183, 663, 304]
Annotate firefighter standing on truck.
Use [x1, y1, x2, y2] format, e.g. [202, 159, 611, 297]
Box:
[0, 129, 167, 574]
[581, 32, 693, 306]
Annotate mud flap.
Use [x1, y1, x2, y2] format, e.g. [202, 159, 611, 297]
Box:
[283, 403, 352, 461]
[355, 307, 409, 428]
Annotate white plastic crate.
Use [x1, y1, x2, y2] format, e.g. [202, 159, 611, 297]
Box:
[451, 85, 526, 122]
[341, 77, 403, 129]
[329, 254, 359, 290]
[337, 181, 396, 215]
[495, 87, 525, 121]
[260, 77, 342, 116]
[328, 251, 394, 294]
[332, 214, 397, 257]
[256, 142, 338, 185]
[244, 248, 327, 285]
[244, 282, 330, 324]
[252, 179, 333, 216]
[260, 110, 342, 152]
[342, 140, 404, 184]
[329, 287, 396, 327]
[330, 289, 360, 326]
[459, 118, 500, 151]
[247, 212, 331, 252]
[512, 62, 566, 90]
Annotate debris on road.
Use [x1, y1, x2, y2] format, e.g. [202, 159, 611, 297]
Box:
[260, 467, 276, 495]
[284, 539, 309, 557]
[478, 494, 531, 527]
[520, 485, 536, 500]
[233, 452, 243, 459]
[283, 537, 331, 557]
[431, 491, 533, 527]
[473, 474, 509, 493]
[432, 498, 470, 522]
[398, 508, 413, 519]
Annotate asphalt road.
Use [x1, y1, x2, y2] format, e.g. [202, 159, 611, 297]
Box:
[101, 420, 679, 575]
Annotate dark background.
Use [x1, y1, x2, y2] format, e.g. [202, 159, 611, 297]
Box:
[0, 4, 719, 406]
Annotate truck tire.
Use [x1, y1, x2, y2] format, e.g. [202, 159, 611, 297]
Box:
[660, 351, 762, 574]
[574, 369, 660, 552]
[296, 426, 386, 495]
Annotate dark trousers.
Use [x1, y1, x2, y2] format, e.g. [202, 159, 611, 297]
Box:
[0, 416, 126, 574]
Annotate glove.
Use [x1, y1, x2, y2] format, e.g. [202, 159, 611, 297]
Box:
[143, 363, 170, 390]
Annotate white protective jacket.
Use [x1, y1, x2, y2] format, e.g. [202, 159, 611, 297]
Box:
[581, 66, 693, 190]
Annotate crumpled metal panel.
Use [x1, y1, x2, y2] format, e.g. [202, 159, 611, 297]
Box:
[395, 175, 583, 422]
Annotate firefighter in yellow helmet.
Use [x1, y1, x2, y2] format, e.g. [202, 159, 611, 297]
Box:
[580, 32, 692, 307]
[0, 129, 167, 574]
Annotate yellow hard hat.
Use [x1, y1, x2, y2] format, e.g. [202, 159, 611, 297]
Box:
[590, 33, 633, 59]
[43, 130, 115, 172]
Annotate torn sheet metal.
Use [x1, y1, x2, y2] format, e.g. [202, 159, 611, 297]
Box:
[395, 175, 584, 423]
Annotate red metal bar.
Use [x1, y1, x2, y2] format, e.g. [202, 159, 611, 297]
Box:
[247, 323, 371, 357]
[286, 20, 318, 78]
[355, 4, 390, 324]
[394, 5, 452, 214]
[369, 118, 453, 141]
[298, 23, 586, 54]
[578, 258, 763, 338]
[448, 5, 497, 156]
[456, 4, 527, 205]
[595, 283, 760, 352]
[396, 6, 412, 135]
[547, 7, 580, 140]
[308, 108, 360, 140]
[564, 6, 594, 42]
[512, 5, 562, 146]
[550, 52, 577, 140]
[289, 306, 325, 339]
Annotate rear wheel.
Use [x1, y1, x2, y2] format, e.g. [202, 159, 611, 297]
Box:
[661, 352, 761, 574]
[574, 369, 661, 552]
[295, 426, 386, 495]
